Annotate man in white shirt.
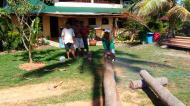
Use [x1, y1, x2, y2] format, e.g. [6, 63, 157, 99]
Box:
[61, 23, 76, 59]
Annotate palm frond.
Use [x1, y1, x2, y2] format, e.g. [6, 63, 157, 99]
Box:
[134, 0, 172, 17]
[167, 5, 190, 21]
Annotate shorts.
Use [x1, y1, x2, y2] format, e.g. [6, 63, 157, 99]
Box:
[74, 38, 84, 49]
[65, 43, 74, 51]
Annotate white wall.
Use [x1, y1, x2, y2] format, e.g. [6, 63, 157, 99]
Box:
[54, 2, 123, 8]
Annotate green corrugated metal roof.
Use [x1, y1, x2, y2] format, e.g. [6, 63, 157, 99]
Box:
[42, 6, 122, 14]
[29, 0, 122, 14]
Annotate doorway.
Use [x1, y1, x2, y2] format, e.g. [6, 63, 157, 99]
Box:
[50, 16, 59, 39]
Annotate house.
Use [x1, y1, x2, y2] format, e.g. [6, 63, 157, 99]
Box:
[1, 0, 125, 39]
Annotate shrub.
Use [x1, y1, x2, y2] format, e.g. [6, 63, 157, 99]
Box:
[0, 18, 23, 51]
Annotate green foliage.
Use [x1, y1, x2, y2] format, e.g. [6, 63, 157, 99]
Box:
[89, 28, 96, 39]
[0, 8, 8, 17]
[5, 0, 43, 62]
[0, 17, 22, 51]
[148, 19, 168, 33]
[116, 33, 128, 41]
[183, 0, 190, 11]
[31, 17, 42, 44]
[117, 19, 144, 42]
[41, 0, 54, 6]
[124, 19, 143, 31]
[7, 0, 42, 15]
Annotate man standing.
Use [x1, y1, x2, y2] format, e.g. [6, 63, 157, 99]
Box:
[62, 23, 76, 59]
[81, 24, 89, 53]
[73, 22, 84, 56]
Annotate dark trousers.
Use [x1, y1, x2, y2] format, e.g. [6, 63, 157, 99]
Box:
[82, 37, 89, 52]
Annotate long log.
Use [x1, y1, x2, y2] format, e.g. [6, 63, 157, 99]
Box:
[140, 70, 185, 106]
[103, 60, 121, 106]
[130, 77, 168, 89]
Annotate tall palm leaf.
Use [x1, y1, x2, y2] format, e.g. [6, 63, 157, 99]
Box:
[134, 0, 172, 17]
[167, 5, 190, 21]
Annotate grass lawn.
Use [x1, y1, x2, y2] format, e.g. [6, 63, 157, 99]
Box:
[0, 45, 190, 105]
[115, 45, 190, 105]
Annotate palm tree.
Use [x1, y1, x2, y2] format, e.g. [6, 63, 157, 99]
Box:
[134, 0, 190, 37]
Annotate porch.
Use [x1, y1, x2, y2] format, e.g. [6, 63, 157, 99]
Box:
[42, 15, 117, 40]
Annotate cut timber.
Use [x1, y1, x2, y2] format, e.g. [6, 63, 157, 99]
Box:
[162, 36, 190, 49]
[103, 60, 121, 106]
[140, 70, 185, 106]
[130, 77, 168, 89]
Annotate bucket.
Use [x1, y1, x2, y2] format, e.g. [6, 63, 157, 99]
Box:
[146, 32, 154, 44]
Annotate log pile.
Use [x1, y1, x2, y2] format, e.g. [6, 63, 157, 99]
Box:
[130, 70, 185, 106]
[162, 36, 190, 49]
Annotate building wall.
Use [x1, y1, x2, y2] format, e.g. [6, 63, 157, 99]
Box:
[54, 2, 123, 8]
[58, 17, 66, 28]
[43, 16, 51, 37]
[42, 15, 114, 37]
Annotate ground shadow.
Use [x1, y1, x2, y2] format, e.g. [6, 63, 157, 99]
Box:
[115, 57, 175, 73]
[79, 49, 105, 106]
[116, 50, 139, 58]
[15, 48, 64, 62]
[21, 59, 75, 78]
[142, 87, 165, 106]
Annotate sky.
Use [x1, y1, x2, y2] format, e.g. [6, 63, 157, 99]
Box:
[176, 0, 183, 4]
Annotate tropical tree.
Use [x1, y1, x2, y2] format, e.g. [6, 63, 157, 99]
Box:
[2, 0, 43, 63]
[134, 0, 190, 37]
[183, 0, 190, 11]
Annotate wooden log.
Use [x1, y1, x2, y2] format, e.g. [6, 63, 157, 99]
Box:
[130, 77, 168, 89]
[103, 60, 121, 106]
[140, 70, 185, 106]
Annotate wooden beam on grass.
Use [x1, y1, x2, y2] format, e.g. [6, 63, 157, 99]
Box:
[130, 77, 168, 89]
[140, 70, 185, 106]
[103, 58, 121, 106]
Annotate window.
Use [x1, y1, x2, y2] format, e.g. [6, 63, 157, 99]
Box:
[88, 18, 96, 25]
[0, 0, 3, 7]
[102, 18, 109, 25]
[0, 0, 7, 8]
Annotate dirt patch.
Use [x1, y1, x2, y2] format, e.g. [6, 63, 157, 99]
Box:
[0, 80, 88, 106]
[19, 63, 46, 71]
[48, 89, 152, 106]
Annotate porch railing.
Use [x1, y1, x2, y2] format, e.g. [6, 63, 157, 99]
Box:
[58, 0, 120, 4]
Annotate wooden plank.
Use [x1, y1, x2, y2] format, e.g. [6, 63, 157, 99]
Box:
[129, 77, 168, 89]
[167, 40, 190, 45]
[175, 36, 190, 39]
[140, 70, 185, 106]
[162, 42, 190, 49]
[169, 39, 190, 42]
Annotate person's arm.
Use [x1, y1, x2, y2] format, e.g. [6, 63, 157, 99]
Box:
[72, 29, 76, 43]
[61, 29, 65, 40]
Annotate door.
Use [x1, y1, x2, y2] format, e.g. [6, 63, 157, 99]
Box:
[50, 16, 59, 38]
